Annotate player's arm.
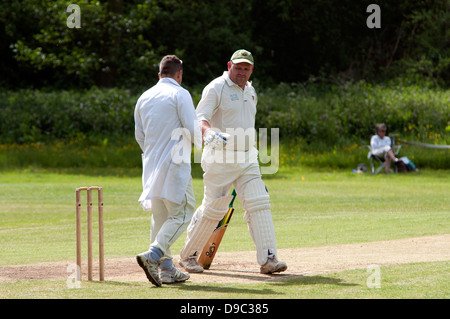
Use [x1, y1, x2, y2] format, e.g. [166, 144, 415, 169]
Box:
[196, 86, 229, 149]
[134, 99, 145, 152]
[200, 120, 211, 136]
[196, 84, 217, 125]
[177, 90, 202, 149]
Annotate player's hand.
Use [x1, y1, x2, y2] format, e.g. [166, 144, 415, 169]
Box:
[204, 130, 230, 150]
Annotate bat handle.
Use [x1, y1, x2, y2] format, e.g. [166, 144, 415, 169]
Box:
[229, 189, 237, 207]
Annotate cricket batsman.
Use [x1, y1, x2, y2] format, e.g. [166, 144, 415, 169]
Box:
[179, 49, 287, 274]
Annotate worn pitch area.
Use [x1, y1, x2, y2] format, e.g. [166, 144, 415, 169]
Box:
[1, 235, 448, 284]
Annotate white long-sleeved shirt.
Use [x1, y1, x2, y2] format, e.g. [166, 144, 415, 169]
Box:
[134, 77, 201, 210]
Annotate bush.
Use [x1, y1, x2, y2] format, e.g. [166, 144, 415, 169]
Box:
[1, 80, 448, 170]
[0, 87, 137, 144]
[255, 81, 450, 146]
[0, 81, 448, 148]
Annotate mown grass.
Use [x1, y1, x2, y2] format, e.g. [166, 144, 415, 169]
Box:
[1, 261, 448, 299]
[0, 166, 448, 299]
[1, 167, 449, 265]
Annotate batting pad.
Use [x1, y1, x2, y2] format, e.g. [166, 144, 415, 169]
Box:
[241, 179, 277, 265]
[180, 195, 233, 260]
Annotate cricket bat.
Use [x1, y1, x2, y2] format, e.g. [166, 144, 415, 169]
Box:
[198, 189, 237, 269]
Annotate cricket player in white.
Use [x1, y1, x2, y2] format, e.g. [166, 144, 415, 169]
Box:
[135, 55, 202, 286]
[179, 49, 287, 274]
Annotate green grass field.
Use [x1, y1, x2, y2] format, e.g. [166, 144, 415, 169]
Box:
[0, 166, 449, 299]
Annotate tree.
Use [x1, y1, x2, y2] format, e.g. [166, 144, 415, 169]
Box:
[3, 0, 160, 88]
[144, 0, 256, 87]
[1, 0, 447, 89]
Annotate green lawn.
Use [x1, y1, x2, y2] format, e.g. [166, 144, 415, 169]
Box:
[0, 167, 449, 299]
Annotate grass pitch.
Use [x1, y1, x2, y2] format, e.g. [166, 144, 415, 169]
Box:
[0, 167, 448, 299]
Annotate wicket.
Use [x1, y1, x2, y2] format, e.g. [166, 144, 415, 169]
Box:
[75, 186, 104, 281]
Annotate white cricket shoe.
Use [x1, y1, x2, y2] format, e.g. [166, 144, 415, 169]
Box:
[160, 267, 190, 284]
[179, 257, 204, 273]
[260, 255, 288, 274]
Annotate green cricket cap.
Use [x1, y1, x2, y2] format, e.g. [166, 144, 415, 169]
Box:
[230, 49, 254, 65]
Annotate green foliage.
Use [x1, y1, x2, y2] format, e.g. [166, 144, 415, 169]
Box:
[0, 139, 143, 170]
[256, 81, 450, 145]
[1, 81, 448, 149]
[0, 87, 136, 143]
[1, 80, 448, 170]
[1, 136, 448, 171]
[382, 0, 450, 87]
[146, 0, 255, 85]
[0, 0, 448, 88]
[3, 0, 159, 89]
[277, 139, 450, 170]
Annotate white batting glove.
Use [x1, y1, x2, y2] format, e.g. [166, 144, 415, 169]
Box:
[204, 130, 230, 150]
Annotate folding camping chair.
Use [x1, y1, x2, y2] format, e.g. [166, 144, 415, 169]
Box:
[367, 135, 402, 174]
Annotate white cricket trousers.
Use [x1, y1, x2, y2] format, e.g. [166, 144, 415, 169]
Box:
[200, 147, 261, 204]
[150, 178, 195, 261]
[182, 147, 278, 265]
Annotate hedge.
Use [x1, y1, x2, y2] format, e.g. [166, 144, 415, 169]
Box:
[0, 82, 448, 146]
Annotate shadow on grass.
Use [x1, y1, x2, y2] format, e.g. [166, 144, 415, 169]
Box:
[270, 275, 358, 287]
[168, 272, 358, 296]
[176, 283, 281, 295]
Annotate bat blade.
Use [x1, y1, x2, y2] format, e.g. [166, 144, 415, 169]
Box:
[198, 191, 236, 269]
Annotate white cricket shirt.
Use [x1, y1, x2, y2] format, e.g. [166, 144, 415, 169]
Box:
[196, 71, 258, 151]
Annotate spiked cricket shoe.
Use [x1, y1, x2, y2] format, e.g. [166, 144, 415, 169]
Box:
[136, 252, 162, 287]
[179, 257, 204, 273]
[160, 267, 190, 284]
[260, 255, 288, 274]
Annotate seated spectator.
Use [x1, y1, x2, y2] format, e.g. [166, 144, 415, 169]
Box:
[370, 123, 399, 173]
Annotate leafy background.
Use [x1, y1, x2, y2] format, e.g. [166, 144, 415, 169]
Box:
[0, 0, 448, 168]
